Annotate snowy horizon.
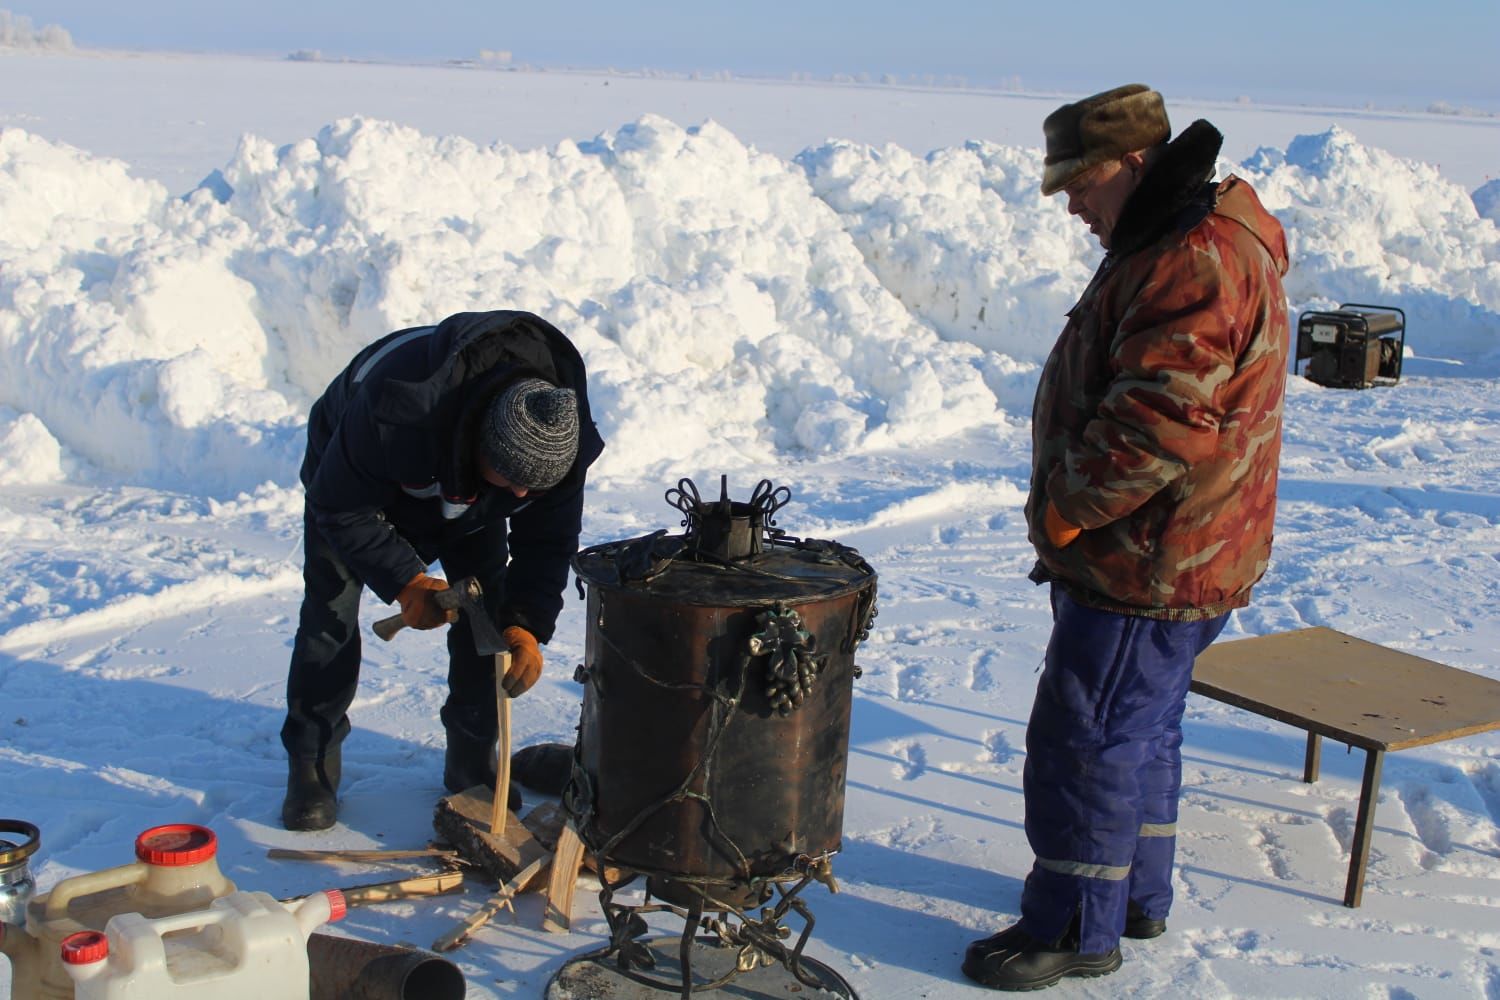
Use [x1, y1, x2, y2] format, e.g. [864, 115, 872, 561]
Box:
[12, 1, 1500, 114]
[2, 45, 1499, 999]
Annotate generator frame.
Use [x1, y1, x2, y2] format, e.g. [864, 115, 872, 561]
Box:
[1295, 302, 1406, 389]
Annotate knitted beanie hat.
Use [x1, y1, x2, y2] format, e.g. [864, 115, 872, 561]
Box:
[1040, 84, 1171, 195]
[480, 377, 579, 491]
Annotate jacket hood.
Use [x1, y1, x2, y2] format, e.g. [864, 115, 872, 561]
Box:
[1211, 177, 1290, 276]
[373, 311, 604, 499]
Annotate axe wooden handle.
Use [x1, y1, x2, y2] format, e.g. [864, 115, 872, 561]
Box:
[490, 651, 514, 835]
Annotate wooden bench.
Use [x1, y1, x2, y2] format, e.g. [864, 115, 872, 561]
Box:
[1190, 627, 1500, 907]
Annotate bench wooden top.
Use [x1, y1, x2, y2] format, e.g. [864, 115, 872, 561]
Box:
[1191, 627, 1500, 752]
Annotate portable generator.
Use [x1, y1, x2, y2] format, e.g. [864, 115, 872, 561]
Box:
[1295, 302, 1406, 389]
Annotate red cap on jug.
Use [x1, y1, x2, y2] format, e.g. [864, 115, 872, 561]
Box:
[61, 930, 110, 965]
[134, 824, 218, 866]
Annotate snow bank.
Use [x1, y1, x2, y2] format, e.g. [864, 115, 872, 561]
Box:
[1, 117, 1495, 497]
[0, 406, 64, 484]
[1475, 179, 1500, 223]
[1241, 127, 1500, 358]
[798, 139, 1092, 367]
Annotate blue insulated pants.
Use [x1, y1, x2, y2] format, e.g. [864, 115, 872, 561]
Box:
[1018, 586, 1227, 954]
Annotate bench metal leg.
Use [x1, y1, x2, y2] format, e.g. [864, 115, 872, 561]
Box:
[1303, 732, 1322, 784]
[1344, 748, 1384, 908]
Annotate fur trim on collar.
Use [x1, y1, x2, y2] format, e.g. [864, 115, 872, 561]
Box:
[1109, 120, 1224, 258]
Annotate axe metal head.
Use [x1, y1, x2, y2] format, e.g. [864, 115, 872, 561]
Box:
[437, 577, 509, 657]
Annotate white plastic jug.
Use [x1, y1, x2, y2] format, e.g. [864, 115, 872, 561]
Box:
[21, 823, 238, 1000]
[59, 889, 345, 1000]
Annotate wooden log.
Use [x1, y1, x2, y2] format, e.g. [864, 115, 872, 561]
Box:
[432, 785, 549, 889]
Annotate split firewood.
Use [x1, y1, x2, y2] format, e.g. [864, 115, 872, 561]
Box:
[432, 853, 550, 952]
[542, 820, 586, 933]
[522, 802, 622, 882]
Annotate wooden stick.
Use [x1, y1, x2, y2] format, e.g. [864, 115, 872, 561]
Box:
[490, 650, 514, 836]
[280, 871, 463, 909]
[432, 852, 548, 953]
[267, 847, 459, 864]
[333, 871, 466, 907]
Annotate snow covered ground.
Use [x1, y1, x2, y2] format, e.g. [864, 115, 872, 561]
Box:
[2, 47, 1499, 998]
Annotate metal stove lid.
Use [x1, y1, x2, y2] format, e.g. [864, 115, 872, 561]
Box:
[575, 533, 874, 607]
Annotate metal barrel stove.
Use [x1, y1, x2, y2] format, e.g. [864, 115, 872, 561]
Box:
[559, 477, 876, 997]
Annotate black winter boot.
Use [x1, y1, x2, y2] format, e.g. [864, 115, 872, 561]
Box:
[281, 749, 340, 832]
[509, 742, 574, 795]
[962, 922, 1121, 991]
[444, 728, 521, 811]
[1124, 900, 1167, 940]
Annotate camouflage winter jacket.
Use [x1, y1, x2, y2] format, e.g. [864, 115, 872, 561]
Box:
[1027, 121, 1290, 619]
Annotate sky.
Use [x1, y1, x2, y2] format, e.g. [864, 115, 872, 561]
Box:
[16, 0, 1500, 110]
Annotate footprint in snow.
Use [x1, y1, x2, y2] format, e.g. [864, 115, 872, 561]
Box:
[980, 730, 1019, 765]
[968, 649, 1001, 692]
[895, 663, 934, 701]
[892, 740, 927, 781]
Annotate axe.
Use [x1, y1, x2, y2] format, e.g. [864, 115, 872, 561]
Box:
[372, 575, 508, 656]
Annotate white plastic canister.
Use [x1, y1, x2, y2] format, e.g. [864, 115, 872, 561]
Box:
[23, 823, 238, 1000]
[59, 889, 345, 1000]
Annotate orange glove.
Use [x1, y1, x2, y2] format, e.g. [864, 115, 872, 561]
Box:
[501, 626, 543, 697]
[396, 573, 457, 630]
[1044, 502, 1082, 549]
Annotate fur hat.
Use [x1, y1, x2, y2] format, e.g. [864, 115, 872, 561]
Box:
[1040, 84, 1171, 196]
[480, 377, 579, 491]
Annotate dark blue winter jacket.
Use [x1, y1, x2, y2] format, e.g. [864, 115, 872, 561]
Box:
[299, 310, 605, 642]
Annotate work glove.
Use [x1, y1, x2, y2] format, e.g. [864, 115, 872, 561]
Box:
[1044, 501, 1082, 549]
[396, 573, 458, 630]
[501, 625, 543, 698]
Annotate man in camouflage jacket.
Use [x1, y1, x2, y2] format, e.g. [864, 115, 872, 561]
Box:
[963, 85, 1289, 991]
